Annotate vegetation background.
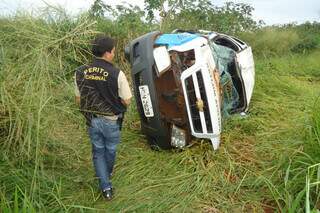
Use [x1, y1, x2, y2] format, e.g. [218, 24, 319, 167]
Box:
[0, 0, 319, 212]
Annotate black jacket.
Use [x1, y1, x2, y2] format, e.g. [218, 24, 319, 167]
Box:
[75, 58, 126, 125]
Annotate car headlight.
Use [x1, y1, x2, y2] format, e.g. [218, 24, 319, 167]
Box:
[171, 125, 186, 148]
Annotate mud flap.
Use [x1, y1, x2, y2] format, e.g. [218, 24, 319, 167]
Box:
[210, 137, 220, 150]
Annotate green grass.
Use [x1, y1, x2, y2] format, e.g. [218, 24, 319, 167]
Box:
[0, 11, 320, 212]
[240, 27, 320, 57]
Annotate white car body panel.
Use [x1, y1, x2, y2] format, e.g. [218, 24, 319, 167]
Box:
[177, 42, 222, 150]
[236, 47, 255, 111]
[151, 31, 255, 150]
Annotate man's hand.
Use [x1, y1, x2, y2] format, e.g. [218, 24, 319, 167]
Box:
[121, 98, 131, 106]
[75, 96, 80, 105]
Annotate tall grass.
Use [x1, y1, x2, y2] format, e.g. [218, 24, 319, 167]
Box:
[0, 9, 98, 211]
[306, 163, 320, 213]
[249, 54, 320, 212]
[306, 99, 320, 212]
[240, 28, 300, 57]
[262, 100, 320, 212]
[240, 26, 320, 58]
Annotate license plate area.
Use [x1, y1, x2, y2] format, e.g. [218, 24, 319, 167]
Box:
[139, 85, 154, 117]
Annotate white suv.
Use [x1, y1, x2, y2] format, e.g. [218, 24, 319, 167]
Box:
[125, 30, 255, 150]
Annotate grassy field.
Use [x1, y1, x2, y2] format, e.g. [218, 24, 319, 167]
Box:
[0, 12, 320, 212]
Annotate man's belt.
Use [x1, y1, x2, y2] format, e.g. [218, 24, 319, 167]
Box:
[95, 113, 124, 130]
[95, 114, 118, 121]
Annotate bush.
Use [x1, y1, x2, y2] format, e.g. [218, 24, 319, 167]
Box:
[290, 36, 319, 54]
[240, 28, 300, 57]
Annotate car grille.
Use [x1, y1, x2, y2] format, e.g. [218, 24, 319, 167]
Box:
[185, 70, 213, 134]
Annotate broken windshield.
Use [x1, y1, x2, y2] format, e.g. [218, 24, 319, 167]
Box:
[209, 41, 240, 116]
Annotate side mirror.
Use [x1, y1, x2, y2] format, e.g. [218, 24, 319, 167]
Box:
[153, 46, 171, 75]
[124, 45, 130, 62]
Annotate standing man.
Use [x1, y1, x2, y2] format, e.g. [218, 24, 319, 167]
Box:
[74, 35, 132, 200]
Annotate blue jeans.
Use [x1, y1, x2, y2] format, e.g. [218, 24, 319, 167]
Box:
[88, 117, 120, 190]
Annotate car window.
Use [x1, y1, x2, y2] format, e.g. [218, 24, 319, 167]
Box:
[231, 36, 246, 46]
[214, 37, 241, 52]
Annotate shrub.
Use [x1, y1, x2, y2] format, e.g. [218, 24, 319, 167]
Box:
[240, 28, 300, 57]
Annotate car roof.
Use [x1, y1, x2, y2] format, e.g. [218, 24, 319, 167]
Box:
[155, 33, 200, 48]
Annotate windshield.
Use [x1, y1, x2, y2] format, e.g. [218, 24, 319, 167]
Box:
[209, 40, 240, 116]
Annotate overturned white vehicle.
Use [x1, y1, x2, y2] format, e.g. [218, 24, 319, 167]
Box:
[125, 30, 255, 150]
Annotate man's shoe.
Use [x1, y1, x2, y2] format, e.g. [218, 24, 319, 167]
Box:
[102, 188, 113, 201]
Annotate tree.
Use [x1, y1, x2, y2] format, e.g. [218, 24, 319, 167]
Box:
[144, 0, 213, 30]
[89, 0, 111, 18]
[144, 0, 261, 33]
[144, 0, 187, 21]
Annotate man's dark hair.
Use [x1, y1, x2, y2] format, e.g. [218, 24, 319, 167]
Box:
[92, 35, 115, 57]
